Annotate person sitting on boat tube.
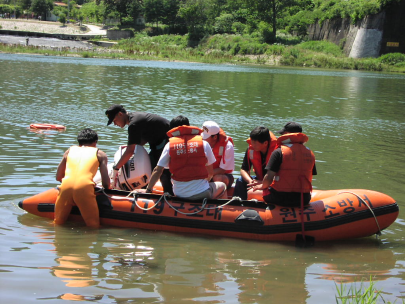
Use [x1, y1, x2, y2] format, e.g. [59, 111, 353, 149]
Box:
[249, 122, 317, 207]
[201, 121, 235, 189]
[233, 126, 277, 200]
[54, 128, 110, 228]
[105, 104, 173, 195]
[137, 115, 228, 200]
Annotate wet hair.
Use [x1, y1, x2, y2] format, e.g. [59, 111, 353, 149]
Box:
[170, 115, 190, 129]
[77, 128, 98, 145]
[250, 126, 270, 143]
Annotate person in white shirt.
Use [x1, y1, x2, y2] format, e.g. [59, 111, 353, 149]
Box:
[139, 116, 228, 200]
[201, 121, 235, 189]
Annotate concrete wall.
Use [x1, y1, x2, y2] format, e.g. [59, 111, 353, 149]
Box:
[307, 1, 405, 58]
[106, 30, 134, 41]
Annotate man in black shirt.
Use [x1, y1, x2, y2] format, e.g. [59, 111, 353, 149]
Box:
[105, 104, 173, 195]
[250, 122, 316, 207]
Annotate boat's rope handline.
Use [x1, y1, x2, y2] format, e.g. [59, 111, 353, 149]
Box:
[97, 189, 251, 214]
[163, 194, 208, 215]
[338, 191, 382, 236]
[203, 196, 243, 209]
[132, 192, 163, 211]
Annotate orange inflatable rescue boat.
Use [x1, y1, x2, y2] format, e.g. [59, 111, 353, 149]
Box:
[19, 187, 399, 242]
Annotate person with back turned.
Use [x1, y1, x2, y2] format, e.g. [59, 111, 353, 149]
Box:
[138, 115, 228, 200]
[54, 128, 110, 228]
[250, 122, 317, 207]
[105, 104, 173, 195]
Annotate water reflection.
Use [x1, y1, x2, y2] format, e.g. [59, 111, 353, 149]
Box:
[16, 213, 401, 303]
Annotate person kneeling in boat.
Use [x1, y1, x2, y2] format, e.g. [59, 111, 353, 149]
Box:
[201, 121, 235, 189]
[249, 122, 317, 207]
[137, 115, 228, 200]
[233, 126, 277, 200]
[54, 128, 110, 228]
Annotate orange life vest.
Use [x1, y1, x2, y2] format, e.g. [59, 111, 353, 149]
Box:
[167, 125, 208, 182]
[246, 131, 277, 180]
[211, 128, 234, 173]
[270, 133, 315, 193]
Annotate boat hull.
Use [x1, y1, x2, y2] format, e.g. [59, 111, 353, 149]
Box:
[18, 188, 399, 242]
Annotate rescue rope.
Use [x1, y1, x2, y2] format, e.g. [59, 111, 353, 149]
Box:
[338, 191, 382, 236]
[132, 192, 164, 211]
[204, 196, 244, 209]
[162, 195, 208, 215]
[97, 189, 250, 215]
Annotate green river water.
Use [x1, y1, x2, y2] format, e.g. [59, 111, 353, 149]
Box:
[0, 53, 404, 303]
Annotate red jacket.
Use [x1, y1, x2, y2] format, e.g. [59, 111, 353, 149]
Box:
[246, 131, 277, 180]
[270, 133, 315, 193]
[167, 125, 208, 182]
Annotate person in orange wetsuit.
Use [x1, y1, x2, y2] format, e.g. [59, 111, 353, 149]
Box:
[54, 128, 110, 228]
[250, 122, 317, 207]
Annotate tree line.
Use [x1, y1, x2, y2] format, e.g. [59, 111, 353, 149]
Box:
[0, 0, 399, 42]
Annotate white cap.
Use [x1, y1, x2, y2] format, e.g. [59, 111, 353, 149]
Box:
[201, 121, 220, 140]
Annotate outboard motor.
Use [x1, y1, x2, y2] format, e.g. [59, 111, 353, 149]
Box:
[94, 145, 152, 191]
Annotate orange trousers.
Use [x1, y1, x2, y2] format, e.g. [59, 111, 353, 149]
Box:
[54, 183, 99, 228]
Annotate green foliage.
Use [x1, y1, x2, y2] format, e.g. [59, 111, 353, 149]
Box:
[286, 10, 316, 37]
[214, 13, 234, 34]
[310, 0, 388, 24]
[296, 40, 344, 57]
[59, 12, 66, 25]
[52, 5, 68, 17]
[257, 21, 274, 43]
[0, 4, 14, 14]
[103, 0, 142, 26]
[266, 44, 285, 55]
[378, 52, 405, 65]
[231, 22, 246, 35]
[177, 0, 208, 33]
[30, 0, 53, 19]
[80, 1, 104, 23]
[144, 0, 164, 26]
[335, 277, 383, 304]
[285, 0, 398, 36]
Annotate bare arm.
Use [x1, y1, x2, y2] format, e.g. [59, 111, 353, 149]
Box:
[56, 149, 69, 182]
[138, 165, 164, 193]
[115, 144, 136, 169]
[240, 168, 253, 184]
[206, 164, 214, 181]
[97, 150, 111, 189]
[251, 171, 276, 191]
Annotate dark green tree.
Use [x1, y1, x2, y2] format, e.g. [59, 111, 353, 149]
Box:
[144, 0, 164, 27]
[243, 0, 297, 41]
[177, 0, 208, 32]
[161, 0, 180, 29]
[17, 0, 32, 11]
[30, 0, 53, 19]
[103, 0, 142, 26]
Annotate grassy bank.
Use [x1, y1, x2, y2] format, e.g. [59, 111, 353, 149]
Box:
[1, 32, 405, 73]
